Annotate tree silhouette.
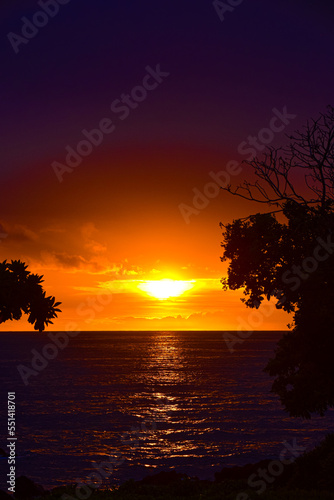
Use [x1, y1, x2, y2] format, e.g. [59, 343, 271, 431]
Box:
[220, 106, 334, 418]
[0, 260, 61, 332]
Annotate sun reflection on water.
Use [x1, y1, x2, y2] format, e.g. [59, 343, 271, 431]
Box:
[145, 332, 185, 383]
[148, 332, 184, 371]
[142, 333, 188, 426]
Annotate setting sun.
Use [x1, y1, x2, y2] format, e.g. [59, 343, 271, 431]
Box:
[138, 279, 196, 300]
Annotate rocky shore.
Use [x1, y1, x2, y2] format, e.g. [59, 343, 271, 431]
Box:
[1, 434, 334, 500]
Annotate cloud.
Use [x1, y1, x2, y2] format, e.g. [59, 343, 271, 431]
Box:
[0, 221, 38, 243]
[38, 251, 107, 273]
[52, 252, 88, 268]
[111, 310, 227, 325]
[0, 222, 8, 243]
[36, 250, 149, 279]
[81, 222, 97, 239]
[40, 225, 66, 235]
[80, 223, 108, 254]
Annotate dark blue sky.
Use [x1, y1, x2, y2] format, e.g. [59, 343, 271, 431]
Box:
[1, 0, 333, 180]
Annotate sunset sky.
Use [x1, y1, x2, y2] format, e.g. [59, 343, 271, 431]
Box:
[1, 0, 333, 331]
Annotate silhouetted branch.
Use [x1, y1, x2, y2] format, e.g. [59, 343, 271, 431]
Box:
[222, 106, 334, 210]
[0, 260, 62, 332]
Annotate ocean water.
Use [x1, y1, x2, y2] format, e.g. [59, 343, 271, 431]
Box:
[0, 330, 333, 491]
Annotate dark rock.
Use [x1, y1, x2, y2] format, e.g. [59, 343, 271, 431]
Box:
[138, 470, 190, 485]
[215, 459, 272, 482]
[284, 433, 334, 491]
[14, 476, 46, 499]
[0, 491, 12, 500]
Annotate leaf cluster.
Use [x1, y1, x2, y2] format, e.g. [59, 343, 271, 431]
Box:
[0, 260, 62, 332]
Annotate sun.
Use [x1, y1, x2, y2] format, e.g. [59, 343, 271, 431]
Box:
[138, 279, 195, 300]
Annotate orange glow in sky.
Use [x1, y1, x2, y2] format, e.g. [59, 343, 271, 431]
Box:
[0, 148, 291, 332]
[1, 1, 331, 335]
[138, 279, 196, 300]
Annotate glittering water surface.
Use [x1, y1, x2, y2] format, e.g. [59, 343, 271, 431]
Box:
[0, 331, 333, 490]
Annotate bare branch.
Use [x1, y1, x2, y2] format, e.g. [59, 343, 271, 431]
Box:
[222, 106, 334, 210]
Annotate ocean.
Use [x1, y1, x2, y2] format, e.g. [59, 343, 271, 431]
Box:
[0, 330, 333, 491]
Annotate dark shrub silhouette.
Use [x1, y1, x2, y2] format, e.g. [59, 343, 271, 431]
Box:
[221, 106, 334, 417]
[0, 260, 61, 332]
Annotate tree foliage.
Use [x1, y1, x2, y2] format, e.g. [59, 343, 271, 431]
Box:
[221, 106, 334, 418]
[0, 260, 61, 332]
